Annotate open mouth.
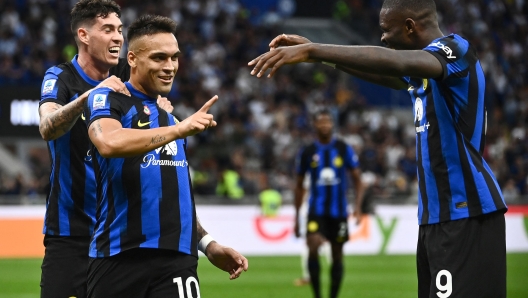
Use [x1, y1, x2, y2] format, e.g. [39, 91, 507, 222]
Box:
[109, 46, 120, 55]
[158, 75, 173, 83]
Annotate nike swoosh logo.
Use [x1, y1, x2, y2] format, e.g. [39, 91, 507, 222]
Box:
[138, 120, 152, 127]
[81, 113, 85, 121]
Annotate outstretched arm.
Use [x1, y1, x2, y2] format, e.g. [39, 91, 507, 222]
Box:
[249, 38, 443, 81]
[267, 34, 407, 90]
[88, 96, 217, 158]
[196, 218, 248, 280]
[39, 76, 129, 141]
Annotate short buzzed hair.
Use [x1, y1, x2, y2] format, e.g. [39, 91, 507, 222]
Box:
[70, 0, 121, 34]
[382, 0, 436, 12]
[127, 15, 177, 46]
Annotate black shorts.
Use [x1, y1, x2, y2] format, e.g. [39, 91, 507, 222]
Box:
[41, 235, 91, 298]
[87, 248, 199, 298]
[417, 210, 506, 298]
[307, 215, 349, 244]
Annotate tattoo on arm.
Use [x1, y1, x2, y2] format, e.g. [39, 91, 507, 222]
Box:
[39, 99, 85, 140]
[196, 217, 209, 239]
[146, 135, 166, 147]
[91, 120, 103, 137]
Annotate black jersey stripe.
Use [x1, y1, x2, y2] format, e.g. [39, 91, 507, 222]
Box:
[46, 141, 61, 235]
[479, 108, 486, 154]
[323, 148, 332, 216]
[457, 52, 479, 144]
[425, 88, 452, 223]
[69, 131, 87, 235]
[466, 145, 506, 210]
[158, 109, 182, 249]
[96, 174, 114, 257]
[455, 133, 482, 217]
[304, 145, 318, 215]
[416, 136, 429, 225]
[336, 142, 347, 217]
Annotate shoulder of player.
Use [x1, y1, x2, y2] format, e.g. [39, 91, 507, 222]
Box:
[423, 34, 469, 61]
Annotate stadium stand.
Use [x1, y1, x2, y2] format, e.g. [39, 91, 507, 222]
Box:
[0, 0, 526, 205]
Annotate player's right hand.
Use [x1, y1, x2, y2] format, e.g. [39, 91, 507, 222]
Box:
[175, 95, 218, 138]
[96, 75, 130, 96]
[269, 34, 312, 50]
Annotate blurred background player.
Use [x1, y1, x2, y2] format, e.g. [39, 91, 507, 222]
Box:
[85, 15, 247, 297]
[249, 0, 509, 296]
[293, 173, 332, 287]
[293, 109, 364, 298]
[37, 1, 130, 297]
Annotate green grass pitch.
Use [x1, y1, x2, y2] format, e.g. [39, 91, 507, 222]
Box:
[0, 254, 527, 297]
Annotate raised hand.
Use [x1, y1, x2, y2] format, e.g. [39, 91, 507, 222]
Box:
[175, 95, 218, 138]
[248, 44, 312, 78]
[205, 242, 249, 280]
[95, 75, 130, 96]
[269, 34, 312, 50]
[157, 95, 174, 113]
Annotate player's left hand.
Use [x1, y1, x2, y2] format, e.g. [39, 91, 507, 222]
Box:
[205, 242, 248, 280]
[248, 44, 311, 78]
[157, 95, 174, 113]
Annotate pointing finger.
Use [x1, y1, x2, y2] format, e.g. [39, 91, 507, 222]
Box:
[199, 95, 218, 113]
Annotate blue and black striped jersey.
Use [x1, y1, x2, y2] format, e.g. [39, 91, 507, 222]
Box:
[296, 139, 359, 218]
[404, 34, 507, 225]
[39, 55, 129, 236]
[84, 82, 197, 258]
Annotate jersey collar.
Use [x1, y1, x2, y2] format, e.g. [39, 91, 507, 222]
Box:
[315, 138, 335, 148]
[125, 82, 157, 101]
[71, 55, 103, 87]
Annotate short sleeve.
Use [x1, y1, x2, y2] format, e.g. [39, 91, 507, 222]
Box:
[295, 147, 309, 175]
[345, 145, 359, 169]
[423, 35, 468, 81]
[85, 88, 120, 127]
[40, 67, 68, 106]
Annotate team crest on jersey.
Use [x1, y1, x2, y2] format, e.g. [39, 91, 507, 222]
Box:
[333, 156, 343, 168]
[311, 154, 320, 168]
[155, 141, 178, 156]
[42, 79, 56, 94]
[144, 105, 151, 115]
[414, 97, 423, 122]
[317, 167, 340, 186]
[93, 94, 107, 110]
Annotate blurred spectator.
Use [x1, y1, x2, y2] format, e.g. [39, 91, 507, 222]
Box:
[0, 0, 526, 203]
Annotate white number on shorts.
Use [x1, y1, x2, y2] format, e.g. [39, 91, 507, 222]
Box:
[173, 276, 201, 298]
[337, 222, 347, 238]
[435, 270, 452, 298]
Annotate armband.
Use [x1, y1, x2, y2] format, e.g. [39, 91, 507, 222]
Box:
[198, 234, 215, 254]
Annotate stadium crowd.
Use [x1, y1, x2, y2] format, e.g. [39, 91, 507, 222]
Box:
[0, 0, 527, 203]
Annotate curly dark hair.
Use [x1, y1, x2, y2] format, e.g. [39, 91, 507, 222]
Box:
[127, 15, 177, 44]
[70, 0, 121, 34]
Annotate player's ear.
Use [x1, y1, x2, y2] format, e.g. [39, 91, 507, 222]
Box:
[78, 28, 89, 45]
[405, 18, 416, 35]
[127, 50, 137, 68]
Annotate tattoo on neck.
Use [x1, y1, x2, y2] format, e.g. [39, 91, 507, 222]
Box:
[147, 135, 166, 147]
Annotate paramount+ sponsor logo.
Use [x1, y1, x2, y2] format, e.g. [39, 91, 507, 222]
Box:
[141, 154, 188, 168]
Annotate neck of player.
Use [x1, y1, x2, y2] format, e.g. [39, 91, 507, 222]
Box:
[77, 54, 111, 81]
